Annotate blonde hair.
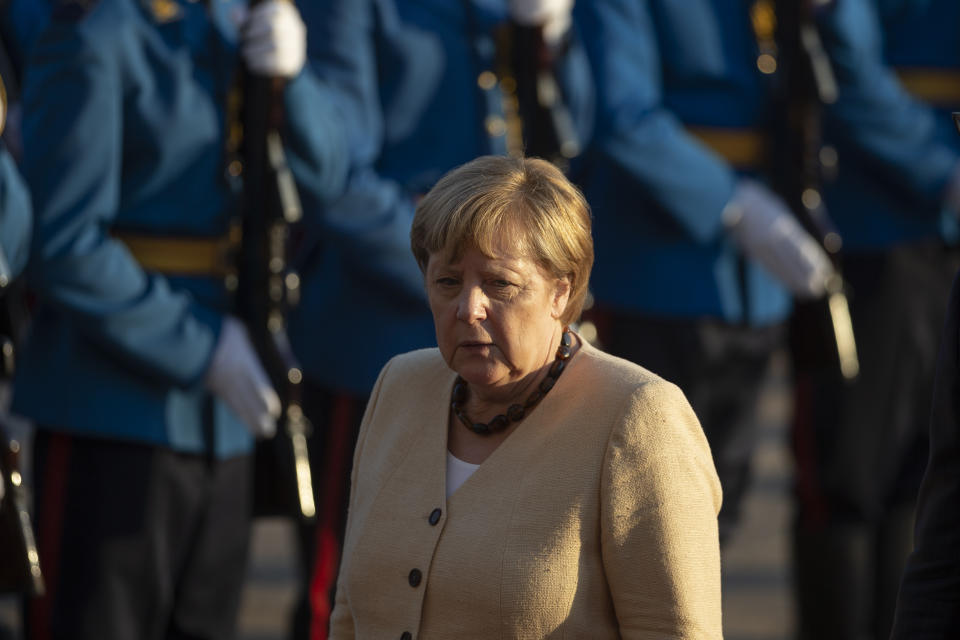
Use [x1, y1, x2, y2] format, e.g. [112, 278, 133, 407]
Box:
[411, 156, 593, 326]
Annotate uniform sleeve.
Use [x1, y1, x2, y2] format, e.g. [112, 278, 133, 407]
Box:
[601, 379, 723, 639]
[0, 148, 31, 280]
[328, 356, 394, 639]
[573, 0, 737, 243]
[20, 18, 221, 388]
[282, 64, 349, 214]
[821, 0, 959, 205]
[293, 0, 427, 302]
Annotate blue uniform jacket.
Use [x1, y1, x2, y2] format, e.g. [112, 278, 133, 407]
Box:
[287, 0, 593, 396]
[12, 0, 347, 458]
[0, 145, 31, 279]
[824, 0, 960, 251]
[575, 0, 959, 326]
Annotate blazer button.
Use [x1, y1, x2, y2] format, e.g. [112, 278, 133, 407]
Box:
[401, 633, 412, 640]
[428, 508, 442, 525]
[408, 568, 422, 587]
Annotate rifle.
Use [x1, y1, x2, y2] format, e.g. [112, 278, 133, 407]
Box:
[1, 242, 44, 596]
[496, 21, 580, 166]
[770, 0, 859, 380]
[233, 0, 316, 521]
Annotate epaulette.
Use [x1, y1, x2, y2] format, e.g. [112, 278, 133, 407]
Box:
[51, 0, 100, 23]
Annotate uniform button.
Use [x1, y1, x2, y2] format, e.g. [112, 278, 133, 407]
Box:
[485, 115, 506, 137]
[477, 70, 497, 90]
[408, 568, 422, 587]
[428, 508, 442, 525]
[401, 633, 412, 640]
[757, 53, 777, 74]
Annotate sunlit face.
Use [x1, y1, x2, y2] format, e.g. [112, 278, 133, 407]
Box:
[426, 237, 570, 396]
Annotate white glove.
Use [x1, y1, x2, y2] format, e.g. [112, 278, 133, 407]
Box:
[241, 1, 307, 79]
[205, 316, 281, 438]
[723, 179, 834, 300]
[509, 0, 573, 45]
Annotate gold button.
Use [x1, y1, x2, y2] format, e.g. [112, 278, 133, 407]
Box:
[485, 115, 506, 137]
[824, 232, 843, 254]
[819, 145, 839, 168]
[477, 71, 497, 90]
[757, 53, 777, 75]
[801, 188, 822, 211]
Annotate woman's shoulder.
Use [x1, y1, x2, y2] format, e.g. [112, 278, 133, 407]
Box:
[373, 347, 452, 398]
[381, 347, 448, 378]
[577, 339, 675, 395]
[573, 340, 699, 441]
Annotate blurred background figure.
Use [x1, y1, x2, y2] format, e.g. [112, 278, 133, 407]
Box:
[791, 0, 960, 638]
[572, 0, 960, 559]
[286, 1, 592, 637]
[10, 0, 346, 638]
[573, 0, 833, 547]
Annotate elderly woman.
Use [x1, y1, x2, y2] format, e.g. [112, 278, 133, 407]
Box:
[328, 156, 722, 639]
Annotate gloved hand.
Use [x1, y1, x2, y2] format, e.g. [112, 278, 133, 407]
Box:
[509, 0, 574, 45]
[205, 316, 281, 438]
[240, 0, 307, 79]
[723, 178, 834, 300]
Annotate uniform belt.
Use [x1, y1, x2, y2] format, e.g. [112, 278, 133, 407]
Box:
[895, 68, 960, 107]
[686, 127, 767, 170]
[113, 227, 240, 277]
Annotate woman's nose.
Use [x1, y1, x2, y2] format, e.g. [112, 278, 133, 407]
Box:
[456, 286, 487, 324]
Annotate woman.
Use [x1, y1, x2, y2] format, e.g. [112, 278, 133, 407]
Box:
[328, 156, 722, 639]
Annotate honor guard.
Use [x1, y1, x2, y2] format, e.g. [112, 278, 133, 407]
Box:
[11, 0, 346, 638]
[573, 0, 960, 549]
[286, 1, 592, 637]
[792, 0, 960, 637]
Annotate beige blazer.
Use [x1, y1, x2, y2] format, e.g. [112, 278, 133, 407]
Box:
[329, 340, 723, 639]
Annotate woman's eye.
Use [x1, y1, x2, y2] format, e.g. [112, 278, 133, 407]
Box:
[435, 277, 459, 287]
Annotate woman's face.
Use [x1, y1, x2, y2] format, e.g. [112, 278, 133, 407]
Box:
[426, 237, 570, 395]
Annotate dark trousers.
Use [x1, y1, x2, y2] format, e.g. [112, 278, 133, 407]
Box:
[791, 243, 960, 640]
[25, 430, 252, 640]
[590, 310, 784, 543]
[890, 268, 960, 638]
[287, 383, 366, 640]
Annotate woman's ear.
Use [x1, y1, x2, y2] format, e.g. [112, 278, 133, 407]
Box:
[551, 277, 572, 320]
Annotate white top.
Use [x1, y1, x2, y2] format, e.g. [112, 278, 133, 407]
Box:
[446, 450, 481, 499]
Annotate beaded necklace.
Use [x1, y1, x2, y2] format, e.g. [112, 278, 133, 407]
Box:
[451, 329, 573, 435]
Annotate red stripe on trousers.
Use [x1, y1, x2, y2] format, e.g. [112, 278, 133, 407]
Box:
[309, 394, 358, 640]
[792, 376, 829, 529]
[28, 433, 72, 640]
